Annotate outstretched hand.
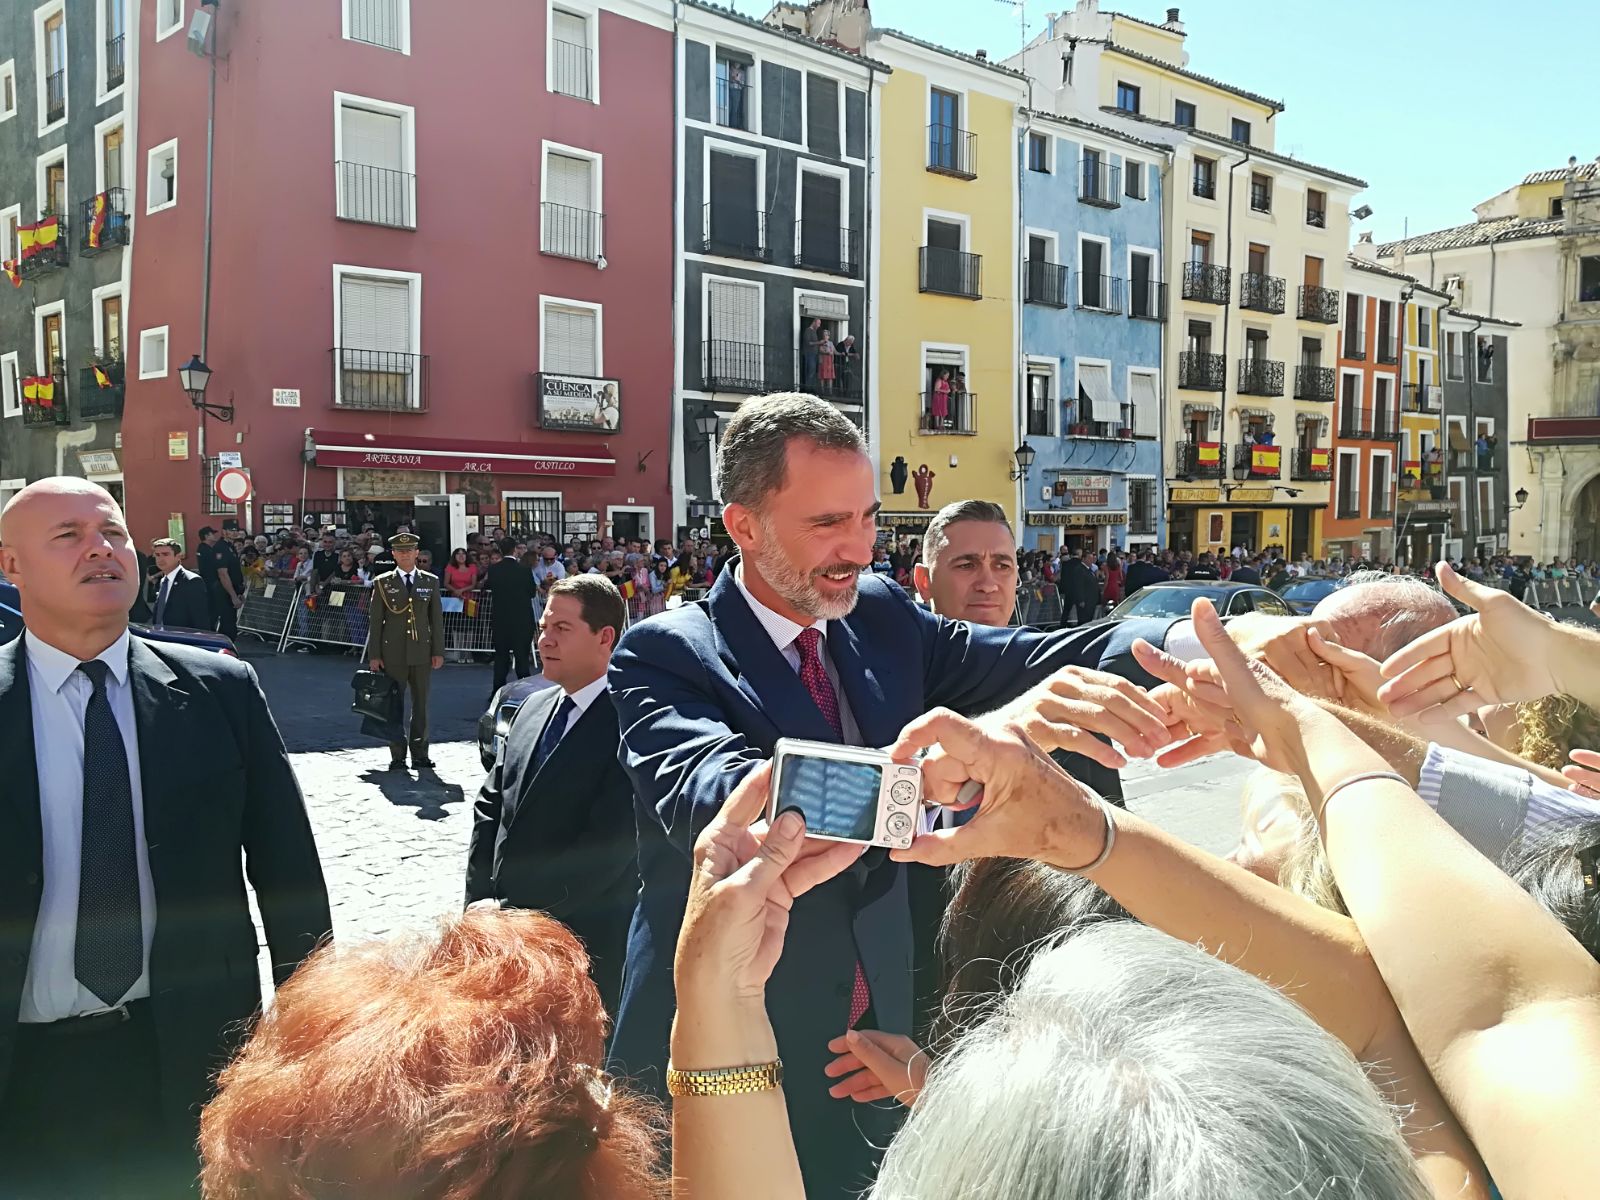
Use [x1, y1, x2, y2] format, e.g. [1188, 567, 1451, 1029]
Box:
[823, 1030, 929, 1107]
[1563, 748, 1600, 800]
[995, 665, 1176, 768]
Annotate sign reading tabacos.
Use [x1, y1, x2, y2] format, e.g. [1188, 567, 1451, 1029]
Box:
[310, 431, 616, 478]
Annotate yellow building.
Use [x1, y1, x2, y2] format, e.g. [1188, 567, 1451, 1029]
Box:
[1395, 282, 1450, 562]
[867, 31, 1028, 539]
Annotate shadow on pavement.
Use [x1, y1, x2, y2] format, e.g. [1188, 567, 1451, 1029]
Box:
[358, 766, 466, 821]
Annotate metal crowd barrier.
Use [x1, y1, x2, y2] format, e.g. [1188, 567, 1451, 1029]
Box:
[285, 578, 376, 654]
[235, 577, 304, 649]
[1013, 582, 1066, 628]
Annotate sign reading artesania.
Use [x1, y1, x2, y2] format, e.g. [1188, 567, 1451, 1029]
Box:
[537, 373, 621, 434]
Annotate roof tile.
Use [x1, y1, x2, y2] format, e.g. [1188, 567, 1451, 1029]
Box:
[1376, 216, 1562, 257]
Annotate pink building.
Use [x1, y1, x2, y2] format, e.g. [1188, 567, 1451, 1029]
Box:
[122, 0, 674, 548]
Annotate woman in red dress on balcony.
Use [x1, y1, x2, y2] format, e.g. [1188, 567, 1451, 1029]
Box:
[817, 330, 836, 395]
[930, 368, 951, 428]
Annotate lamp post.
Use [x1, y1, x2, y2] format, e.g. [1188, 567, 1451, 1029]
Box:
[1009, 442, 1036, 482]
[180, 353, 232, 422]
[692, 409, 719, 447]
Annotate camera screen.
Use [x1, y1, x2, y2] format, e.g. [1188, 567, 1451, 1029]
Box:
[776, 754, 883, 842]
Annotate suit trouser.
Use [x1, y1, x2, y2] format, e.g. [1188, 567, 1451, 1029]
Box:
[491, 630, 534, 692]
[388, 661, 432, 759]
[0, 1001, 197, 1198]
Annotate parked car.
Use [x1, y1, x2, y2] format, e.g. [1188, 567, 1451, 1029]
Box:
[0, 579, 238, 654]
[478, 676, 552, 770]
[1100, 580, 1294, 623]
[1275, 575, 1344, 615]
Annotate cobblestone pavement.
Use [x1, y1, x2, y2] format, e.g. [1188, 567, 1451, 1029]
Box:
[244, 642, 1251, 954]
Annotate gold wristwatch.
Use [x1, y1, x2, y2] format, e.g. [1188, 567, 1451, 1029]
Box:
[666, 1059, 784, 1098]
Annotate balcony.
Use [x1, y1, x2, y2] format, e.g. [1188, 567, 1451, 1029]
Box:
[702, 203, 770, 261]
[78, 362, 125, 422]
[1371, 418, 1402, 444]
[16, 216, 69, 279]
[1371, 497, 1395, 520]
[1237, 358, 1285, 397]
[1249, 181, 1272, 213]
[541, 201, 604, 262]
[1240, 272, 1286, 314]
[1079, 160, 1121, 208]
[1404, 383, 1441, 413]
[1025, 260, 1069, 308]
[1343, 335, 1366, 362]
[1128, 278, 1166, 320]
[1182, 262, 1230, 305]
[702, 340, 787, 394]
[807, 346, 863, 401]
[1338, 413, 1372, 440]
[107, 34, 125, 89]
[1234, 442, 1282, 480]
[919, 390, 976, 435]
[1192, 169, 1217, 200]
[1306, 206, 1326, 229]
[552, 39, 595, 101]
[1298, 284, 1339, 324]
[78, 189, 130, 254]
[1375, 334, 1399, 364]
[1077, 273, 1123, 314]
[920, 246, 981, 299]
[331, 348, 429, 412]
[1336, 492, 1360, 519]
[1291, 448, 1332, 481]
[21, 370, 68, 427]
[45, 69, 64, 124]
[927, 124, 978, 180]
[1450, 449, 1501, 474]
[1178, 350, 1226, 391]
[715, 76, 752, 130]
[793, 221, 861, 276]
[1177, 440, 1227, 480]
[1295, 365, 1335, 401]
[336, 162, 416, 229]
[1446, 355, 1466, 381]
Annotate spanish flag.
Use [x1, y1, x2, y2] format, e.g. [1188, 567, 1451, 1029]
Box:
[23, 376, 55, 406]
[1196, 442, 1221, 465]
[88, 192, 108, 249]
[620, 579, 636, 600]
[18, 217, 59, 260]
[93, 364, 112, 389]
[1309, 449, 1330, 471]
[1, 259, 18, 288]
[1250, 446, 1281, 473]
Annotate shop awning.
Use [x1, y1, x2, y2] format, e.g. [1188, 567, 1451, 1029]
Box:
[1078, 364, 1121, 423]
[310, 429, 616, 477]
[1237, 405, 1274, 422]
[799, 293, 850, 320]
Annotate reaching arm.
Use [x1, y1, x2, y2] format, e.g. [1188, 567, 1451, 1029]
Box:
[464, 761, 503, 906]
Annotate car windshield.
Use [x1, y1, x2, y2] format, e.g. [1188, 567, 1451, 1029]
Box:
[1110, 587, 1225, 619]
[1281, 580, 1341, 604]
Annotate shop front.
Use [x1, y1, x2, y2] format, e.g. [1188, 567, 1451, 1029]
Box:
[1167, 485, 1322, 559]
[1024, 507, 1129, 553]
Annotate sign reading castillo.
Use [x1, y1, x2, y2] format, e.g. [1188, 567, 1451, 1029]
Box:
[309, 430, 617, 478]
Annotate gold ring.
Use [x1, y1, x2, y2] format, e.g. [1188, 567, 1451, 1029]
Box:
[1451, 672, 1471, 694]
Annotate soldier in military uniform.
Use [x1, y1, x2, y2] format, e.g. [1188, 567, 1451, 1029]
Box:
[364, 532, 445, 769]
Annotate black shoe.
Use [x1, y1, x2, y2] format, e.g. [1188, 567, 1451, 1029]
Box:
[412, 758, 436, 770]
[388, 759, 408, 770]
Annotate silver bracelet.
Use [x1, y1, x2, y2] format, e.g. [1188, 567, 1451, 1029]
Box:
[1068, 796, 1118, 874]
[1322, 770, 1411, 810]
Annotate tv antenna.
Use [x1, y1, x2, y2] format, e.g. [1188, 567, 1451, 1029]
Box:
[994, 0, 1028, 52]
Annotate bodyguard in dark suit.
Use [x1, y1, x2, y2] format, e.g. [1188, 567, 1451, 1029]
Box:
[483, 539, 535, 693]
[148, 538, 214, 631]
[1061, 549, 1102, 625]
[608, 396, 1173, 1199]
[466, 574, 637, 1011]
[0, 478, 331, 1198]
[1124, 549, 1169, 597]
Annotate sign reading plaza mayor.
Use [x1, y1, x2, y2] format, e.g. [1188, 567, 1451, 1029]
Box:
[309, 430, 617, 478]
[536, 373, 622, 434]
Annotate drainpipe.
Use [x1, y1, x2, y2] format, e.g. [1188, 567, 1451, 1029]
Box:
[1016, 83, 1031, 535]
[1156, 146, 1169, 546]
[197, 7, 219, 491]
[1220, 143, 1251, 529]
[1463, 314, 1484, 552]
[863, 60, 875, 445]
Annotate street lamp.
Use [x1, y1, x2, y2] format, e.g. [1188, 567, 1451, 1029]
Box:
[180, 353, 233, 422]
[690, 408, 720, 449]
[1009, 442, 1036, 481]
[1509, 486, 1530, 512]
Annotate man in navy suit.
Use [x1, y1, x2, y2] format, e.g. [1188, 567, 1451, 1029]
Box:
[147, 538, 214, 631]
[465, 574, 637, 1011]
[608, 394, 1175, 1199]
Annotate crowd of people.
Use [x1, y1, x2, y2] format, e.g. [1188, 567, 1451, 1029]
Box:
[4, 389, 1600, 1199]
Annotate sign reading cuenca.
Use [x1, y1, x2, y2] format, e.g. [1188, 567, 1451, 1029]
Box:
[537, 373, 622, 433]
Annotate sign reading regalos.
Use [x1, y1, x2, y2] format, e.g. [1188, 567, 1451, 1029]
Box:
[537, 373, 622, 434]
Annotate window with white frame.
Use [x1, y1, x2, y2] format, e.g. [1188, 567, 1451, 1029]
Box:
[337, 271, 419, 408]
[1078, 236, 1113, 311]
[1025, 360, 1054, 436]
[39, 148, 67, 218]
[37, 5, 67, 133]
[1124, 159, 1145, 200]
[542, 148, 601, 261]
[139, 327, 169, 378]
[147, 140, 178, 213]
[705, 277, 763, 388]
[156, 0, 184, 41]
[1077, 360, 1120, 435]
[1336, 449, 1360, 516]
[550, 8, 595, 101]
[1370, 453, 1392, 515]
[336, 96, 414, 227]
[0, 61, 15, 122]
[541, 301, 601, 377]
[1129, 369, 1159, 438]
[1, 353, 20, 418]
[100, 0, 126, 97]
[1477, 476, 1495, 532]
[0, 205, 19, 268]
[1026, 131, 1051, 174]
[343, 0, 408, 53]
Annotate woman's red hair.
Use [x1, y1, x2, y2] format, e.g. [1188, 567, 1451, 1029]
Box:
[199, 909, 663, 1199]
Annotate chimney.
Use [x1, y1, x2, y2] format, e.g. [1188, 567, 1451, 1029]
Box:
[975, 49, 987, 60]
[1352, 230, 1377, 262]
[1163, 7, 1184, 31]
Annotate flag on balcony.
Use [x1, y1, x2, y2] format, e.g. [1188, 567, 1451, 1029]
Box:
[18, 217, 60, 260]
[1309, 449, 1330, 472]
[88, 192, 109, 248]
[22, 376, 55, 406]
[1250, 446, 1281, 473]
[93, 364, 113, 389]
[1197, 442, 1221, 465]
[1, 259, 18, 288]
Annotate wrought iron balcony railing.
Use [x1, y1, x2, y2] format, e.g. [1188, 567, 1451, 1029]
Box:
[16, 216, 69, 278]
[702, 340, 789, 394]
[793, 221, 861, 276]
[1371, 497, 1395, 519]
[1240, 271, 1286, 313]
[1343, 334, 1366, 362]
[1237, 358, 1285, 396]
[702, 202, 770, 261]
[1078, 273, 1123, 314]
[1192, 168, 1216, 199]
[1404, 383, 1442, 412]
[1025, 260, 1069, 307]
[920, 246, 982, 299]
[1306, 206, 1326, 229]
[336, 161, 416, 228]
[1178, 350, 1226, 391]
[1249, 181, 1272, 212]
[1336, 493, 1360, 519]
[927, 124, 978, 179]
[1079, 160, 1121, 208]
[715, 76, 752, 129]
[1371, 419, 1402, 444]
[107, 34, 125, 89]
[1176, 440, 1227, 480]
[541, 201, 604, 262]
[919, 390, 976, 434]
[45, 69, 65, 124]
[1128, 278, 1166, 320]
[1182, 262, 1231, 304]
[1338, 414, 1372, 440]
[1295, 364, 1336, 401]
[552, 39, 595, 101]
[22, 369, 69, 427]
[78, 362, 125, 421]
[1234, 442, 1282, 479]
[1298, 284, 1340, 323]
[78, 189, 130, 253]
[805, 348, 864, 401]
[331, 348, 429, 411]
[1291, 449, 1332, 480]
[1375, 334, 1399, 364]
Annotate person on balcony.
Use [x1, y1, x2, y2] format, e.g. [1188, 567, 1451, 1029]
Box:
[802, 318, 822, 390]
[929, 369, 951, 429]
[818, 330, 836, 396]
[836, 335, 858, 395]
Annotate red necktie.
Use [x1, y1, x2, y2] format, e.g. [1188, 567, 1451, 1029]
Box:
[793, 628, 871, 1027]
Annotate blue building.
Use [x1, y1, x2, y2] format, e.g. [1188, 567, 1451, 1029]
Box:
[1019, 113, 1167, 553]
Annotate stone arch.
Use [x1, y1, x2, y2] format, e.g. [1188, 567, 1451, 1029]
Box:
[1572, 471, 1600, 565]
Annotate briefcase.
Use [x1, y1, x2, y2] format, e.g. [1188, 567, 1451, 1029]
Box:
[351, 670, 402, 724]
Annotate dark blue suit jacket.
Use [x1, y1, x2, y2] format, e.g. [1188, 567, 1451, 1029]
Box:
[607, 565, 1167, 1198]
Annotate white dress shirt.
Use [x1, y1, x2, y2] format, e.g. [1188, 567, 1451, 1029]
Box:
[557, 673, 610, 738]
[155, 564, 182, 615]
[734, 565, 862, 745]
[21, 630, 157, 1021]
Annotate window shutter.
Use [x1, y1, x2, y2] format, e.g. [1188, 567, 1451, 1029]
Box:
[341, 276, 411, 352]
[547, 153, 593, 211]
[1130, 372, 1158, 435]
[553, 9, 588, 49]
[707, 279, 761, 344]
[543, 306, 598, 376]
[1079, 363, 1119, 423]
[341, 106, 403, 170]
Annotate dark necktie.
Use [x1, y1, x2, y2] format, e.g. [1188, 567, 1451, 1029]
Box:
[154, 576, 170, 624]
[792, 629, 870, 1026]
[404, 573, 414, 592]
[535, 695, 577, 770]
[75, 660, 144, 1008]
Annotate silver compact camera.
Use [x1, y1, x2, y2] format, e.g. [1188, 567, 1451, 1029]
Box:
[767, 738, 924, 850]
